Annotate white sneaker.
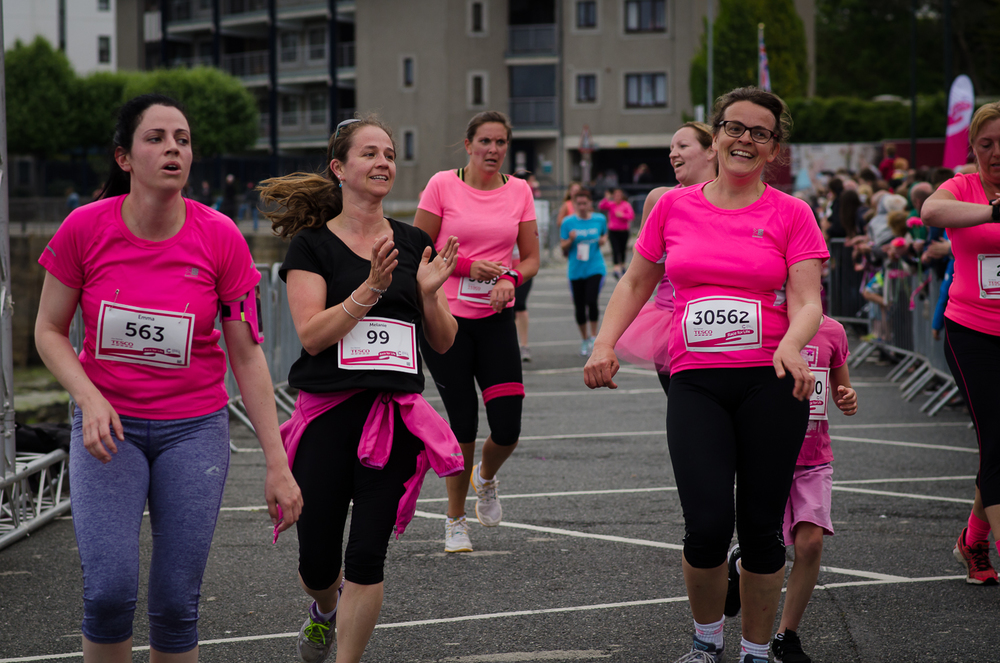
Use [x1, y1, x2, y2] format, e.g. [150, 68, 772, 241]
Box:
[444, 515, 473, 552]
[470, 463, 502, 526]
[580, 339, 590, 356]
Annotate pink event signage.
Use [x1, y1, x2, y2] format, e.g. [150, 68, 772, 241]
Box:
[943, 75, 975, 169]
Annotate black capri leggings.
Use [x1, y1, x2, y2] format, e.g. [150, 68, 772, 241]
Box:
[421, 307, 524, 446]
[513, 278, 532, 312]
[667, 366, 809, 574]
[293, 390, 421, 589]
[945, 318, 1000, 508]
[570, 274, 603, 326]
[608, 230, 629, 265]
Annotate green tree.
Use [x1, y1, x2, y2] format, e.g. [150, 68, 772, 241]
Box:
[122, 67, 259, 157]
[5, 37, 75, 157]
[71, 71, 134, 152]
[690, 0, 809, 111]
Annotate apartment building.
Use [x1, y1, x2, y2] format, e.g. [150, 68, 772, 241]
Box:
[134, 0, 814, 203]
[4, 0, 119, 75]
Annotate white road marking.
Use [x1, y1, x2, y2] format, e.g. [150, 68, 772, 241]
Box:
[831, 485, 973, 504]
[830, 435, 977, 453]
[440, 650, 613, 661]
[416, 487, 677, 503]
[834, 475, 975, 485]
[412, 510, 684, 550]
[830, 422, 972, 430]
[3, 576, 967, 663]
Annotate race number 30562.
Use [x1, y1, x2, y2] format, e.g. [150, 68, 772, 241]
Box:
[682, 296, 762, 353]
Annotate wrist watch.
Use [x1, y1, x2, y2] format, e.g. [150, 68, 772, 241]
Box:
[993, 201, 1000, 222]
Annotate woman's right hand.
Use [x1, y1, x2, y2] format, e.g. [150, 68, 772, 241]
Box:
[78, 394, 124, 463]
[584, 343, 620, 390]
[368, 235, 399, 292]
[470, 260, 504, 281]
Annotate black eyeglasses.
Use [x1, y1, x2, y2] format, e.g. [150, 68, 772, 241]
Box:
[334, 118, 361, 139]
[717, 120, 776, 144]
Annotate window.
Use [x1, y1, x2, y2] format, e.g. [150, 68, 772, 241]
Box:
[576, 74, 597, 103]
[472, 75, 484, 105]
[402, 57, 415, 88]
[307, 28, 326, 61]
[308, 92, 326, 125]
[98, 0, 110, 10]
[281, 96, 300, 126]
[576, 1, 597, 29]
[280, 33, 299, 63]
[625, 73, 667, 108]
[471, 2, 484, 33]
[403, 130, 416, 161]
[625, 0, 666, 33]
[97, 36, 111, 63]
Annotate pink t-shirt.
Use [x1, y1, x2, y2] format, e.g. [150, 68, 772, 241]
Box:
[938, 173, 1000, 336]
[797, 316, 850, 465]
[635, 182, 828, 374]
[599, 199, 635, 231]
[418, 170, 535, 319]
[38, 195, 260, 419]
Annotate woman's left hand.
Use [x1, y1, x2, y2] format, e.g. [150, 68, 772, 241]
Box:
[490, 279, 515, 313]
[773, 341, 815, 401]
[265, 464, 303, 534]
[417, 235, 458, 295]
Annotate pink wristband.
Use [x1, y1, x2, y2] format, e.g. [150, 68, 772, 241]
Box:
[455, 256, 473, 277]
[498, 270, 522, 287]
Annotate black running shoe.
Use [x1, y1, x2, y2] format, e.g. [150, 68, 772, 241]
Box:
[772, 629, 812, 663]
[724, 544, 741, 617]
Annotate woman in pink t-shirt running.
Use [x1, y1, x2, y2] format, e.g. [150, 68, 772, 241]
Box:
[584, 88, 827, 663]
[34, 95, 301, 662]
[923, 101, 1000, 587]
[415, 111, 540, 554]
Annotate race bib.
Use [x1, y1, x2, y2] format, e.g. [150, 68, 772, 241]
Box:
[338, 317, 417, 374]
[682, 296, 762, 352]
[978, 254, 1000, 299]
[95, 301, 194, 368]
[458, 275, 498, 304]
[809, 367, 830, 420]
[576, 242, 591, 262]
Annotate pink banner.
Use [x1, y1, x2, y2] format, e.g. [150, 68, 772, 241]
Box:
[943, 75, 974, 169]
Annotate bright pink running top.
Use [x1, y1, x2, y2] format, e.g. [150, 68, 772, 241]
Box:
[39, 195, 260, 419]
[938, 173, 1000, 336]
[418, 170, 535, 319]
[635, 182, 828, 375]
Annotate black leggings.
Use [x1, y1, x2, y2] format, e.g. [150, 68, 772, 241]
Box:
[608, 230, 629, 265]
[293, 390, 421, 589]
[667, 367, 809, 574]
[570, 274, 603, 326]
[513, 278, 532, 312]
[945, 318, 1000, 507]
[421, 308, 523, 446]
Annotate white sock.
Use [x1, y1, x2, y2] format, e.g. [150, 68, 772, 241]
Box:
[694, 617, 725, 650]
[479, 467, 494, 484]
[740, 637, 769, 659]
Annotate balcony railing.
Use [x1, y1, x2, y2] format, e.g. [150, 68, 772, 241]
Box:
[259, 107, 357, 139]
[509, 97, 557, 127]
[171, 55, 214, 69]
[508, 24, 557, 55]
[170, 0, 211, 22]
[338, 42, 355, 68]
[222, 50, 269, 77]
[224, 0, 268, 15]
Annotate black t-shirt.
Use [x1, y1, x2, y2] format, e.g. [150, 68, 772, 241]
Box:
[279, 219, 436, 394]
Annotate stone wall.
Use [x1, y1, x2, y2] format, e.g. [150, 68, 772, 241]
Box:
[11, 232, 290, 367]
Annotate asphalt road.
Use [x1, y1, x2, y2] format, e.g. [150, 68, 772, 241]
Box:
[0, 267, 991, 662]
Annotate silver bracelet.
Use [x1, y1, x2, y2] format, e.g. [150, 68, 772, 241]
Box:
[367, 282, 388, 295]
[351, 291, 376, 308]
[341, 302, 365, 321]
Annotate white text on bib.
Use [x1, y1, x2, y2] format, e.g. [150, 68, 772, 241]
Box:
[338, 317, 417, 374]
[95, 301, 194, 368]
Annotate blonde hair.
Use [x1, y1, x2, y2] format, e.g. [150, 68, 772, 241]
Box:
[969, 101, 1000, 147]
[260, 113, 395, 239]
[887, 210, 909, 237]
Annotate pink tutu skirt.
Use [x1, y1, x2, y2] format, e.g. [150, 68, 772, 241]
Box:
[615, 301, 672, 373]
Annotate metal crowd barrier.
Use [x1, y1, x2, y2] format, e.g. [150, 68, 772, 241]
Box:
[829, 246, 959, 417]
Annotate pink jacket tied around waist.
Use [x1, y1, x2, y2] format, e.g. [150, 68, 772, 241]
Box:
[279, 390, 464, 538]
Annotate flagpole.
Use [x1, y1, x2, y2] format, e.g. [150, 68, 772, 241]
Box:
[758, 23, 764, 89]
[706, 0, 713, 113]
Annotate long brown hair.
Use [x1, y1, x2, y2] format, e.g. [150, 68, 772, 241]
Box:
[260, 113, 396, 239]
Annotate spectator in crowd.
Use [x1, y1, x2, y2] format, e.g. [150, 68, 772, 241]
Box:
[556, 182, 581, 234]
[221, 173, 238, 222]
[632, 163, 652, 184]
[879, 144, 897, 181]
[65, 187, 80, 213]
[839, 189, 862, 239]
[824, 177, 846, 238]
[197, 180, 212, 207]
